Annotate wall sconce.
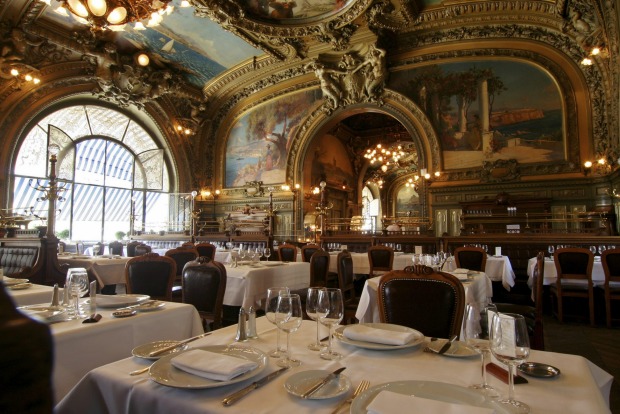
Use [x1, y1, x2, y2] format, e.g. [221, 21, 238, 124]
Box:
[9, 67, 41, 89]
[175, 123, 193, 136]
[583, 158, 612, 176]
[581, 46, 609, 66]
[135, 53, 150, 67]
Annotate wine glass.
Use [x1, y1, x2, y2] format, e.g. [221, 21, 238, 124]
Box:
[67, 271, 90, 318]
[547, 245, 554, 258]
[306, 287, 328, 351]
[463, 302, 499, 398]
[275, 293, 303, 368]
[264, 248, 271, 261]
[319, 288, 344, 360]
[265, 287, 290, 358]
[490, 313, 531, 413]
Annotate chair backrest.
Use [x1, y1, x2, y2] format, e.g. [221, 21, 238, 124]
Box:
[108, 240, 123, 256]
[377, 266, 465, 339]
[134, 243, 152, 256]
[310, 250, 330, 287]
[553, 247, 594, 285]
[337, 250, 355, 303]
[165, 246, 199, 276]
[195, 243, 217, 260]
[93, 241, 105, 256]
[453, 246, 487, 271]
[301, 244, 321, 262]
[278, 243, 298, 262]
[126, 241, 141, 257]
[368, 245, 394, 276]
[182, 257, 227, 330]
[125, 253, 176, 301]
[76, 241, 85, 255]
[601, 248, 620, 287]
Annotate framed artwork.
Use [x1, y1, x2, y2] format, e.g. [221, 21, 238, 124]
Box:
[390, 60, 564, 170]
[395, 185, 420, 215]
[303, 132, 354, 190]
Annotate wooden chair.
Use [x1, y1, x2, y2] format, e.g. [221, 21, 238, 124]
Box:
[367, 245, 394, 277]
[309, 250, 330, 287]
[134, 243, 152, 256]
[337, 250, 358, 324]
[495, 251, 545, 350]
[126, 241, 141, 257]
[125, 253, 176, 301]
[301, 244, 321, 262]
[182, 257, 227, 331]
[550, 247, 595, 325]
[277, 243, 298, 262]
[377, 266, 465, 339]
[108, 240, 123, 256]
[453, 246, 487, 271]
[93, 241, 105, 256]
[165, 246, 199, 299]
[195, 242, 217, 261]
[600, 248, 620, 327]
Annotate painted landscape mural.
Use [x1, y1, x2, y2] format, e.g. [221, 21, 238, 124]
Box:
[226, 89, 321, 187]
[245, 0, 350, 20]
[390, 60, 564, 170]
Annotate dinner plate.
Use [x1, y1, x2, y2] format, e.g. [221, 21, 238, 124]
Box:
[351, 381, 510, 414]
[18, 305, 67, 322]
[133, 301, 166, 312]
[334, 323, 424, 350]
[260, 262, 285, 267]
[518, 362, 561, 378]
[86, 294, 150, 308]
[426, 340, 478, 358]
[3, 277, 29, 286]
[149, 345, 268, 389]
[284, 369, 351, 399]
[7, 282, 32, 290]
[132, 340, 189, 360]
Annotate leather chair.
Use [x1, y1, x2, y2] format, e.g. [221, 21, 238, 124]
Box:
[337, 250, 358, 324]
[495, 251, 545, 350]
[93, 241, 105, 256]
[377, 266, 465, 339]
[277, 243, 298, 262]
[108, 240, 123, 256]
[195, 242, 217, 260]
[550, 247, 595, 325]
[310, 250, 330, 287]
[368, 245, 394, 277]
[134, 243, 152, 256]
[165, 246, 199, 299]
[125, 253, 176, 301]
[182, 257, 227, 331]
[600, 248, 620, 327]
[453, 246, 487, 271]
[126, 241, 141, 257]
[300, 244, 321, 262]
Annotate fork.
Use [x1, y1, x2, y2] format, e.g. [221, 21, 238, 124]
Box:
[331, 380, 370, 414]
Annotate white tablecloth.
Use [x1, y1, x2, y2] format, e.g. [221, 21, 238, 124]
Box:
[223, 262, 310, 309]
[526, 256, 606, 287]
[41, 300, 203, 402]
[6, 283, 56, 306]
[355, 272, 493, 338]
[58, 255, 131, 287]
[56, 317, 612, 414]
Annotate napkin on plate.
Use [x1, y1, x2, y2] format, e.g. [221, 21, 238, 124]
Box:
[170, 349, 258, 381]
[449, 268, 470, 280]
[343, 325, 417, 346]
[367, 390, 493, 414]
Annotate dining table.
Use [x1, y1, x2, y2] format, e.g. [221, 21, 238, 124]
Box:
[55, 316, 613, 414]
[17, 294, 203, 403]
[57, 254, 131, 287]
[5, 281, 56, 306]
[223, 261, 310, 309]
[355, 271, 493, 334]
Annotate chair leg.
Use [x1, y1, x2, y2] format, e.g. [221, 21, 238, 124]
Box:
[589, 296, 595, 326]
[606, 293, 611, 328]
[557, 294, 563, 323]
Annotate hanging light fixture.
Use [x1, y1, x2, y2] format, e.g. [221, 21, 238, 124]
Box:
[364, 142, 407, 173]
[48, 0, 174, 31]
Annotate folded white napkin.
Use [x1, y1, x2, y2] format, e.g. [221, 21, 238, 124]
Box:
[452, 268, 469, 274]
[170, 349, 258, 381]
[449, 269, 470, 280]
[96, 295, 146, 306]
[367, 390, 493, 414]
[343, 325, 417, 346]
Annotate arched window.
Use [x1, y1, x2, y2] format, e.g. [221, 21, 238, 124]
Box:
[11, 104, 178, 242]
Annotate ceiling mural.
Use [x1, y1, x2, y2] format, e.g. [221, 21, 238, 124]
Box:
[244, 0, 352, 20]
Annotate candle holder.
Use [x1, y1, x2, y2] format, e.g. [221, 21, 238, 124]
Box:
[29, 144, 66, 238]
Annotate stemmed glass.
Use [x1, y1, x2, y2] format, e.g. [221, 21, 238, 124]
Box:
[547, 245, 554, 258]
[490, 313, 531, 413]
[275, 293, 303, 368]
[463, 302, 499, 398]
[306, 287, 328, 351]
[67, 271, 90, 318]
[264, 248, 271, 261]
[318, 288, 344, 360]
[265, 287, 290, 358]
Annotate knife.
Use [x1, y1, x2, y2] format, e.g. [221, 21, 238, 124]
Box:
[148, 332, 212, 357]
[222, 367, 289, 406]
[438, 335, 458, 354]
[301, 367, 346, 399]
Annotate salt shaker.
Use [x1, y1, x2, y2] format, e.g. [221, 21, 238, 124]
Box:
[247, 306, 258, 339]
[50, 284, 60, 308]
[235, 308, 248, 342]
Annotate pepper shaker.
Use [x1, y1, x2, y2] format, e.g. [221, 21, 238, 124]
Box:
[247, 306, 258, 339]
[235, 308, 248, 342]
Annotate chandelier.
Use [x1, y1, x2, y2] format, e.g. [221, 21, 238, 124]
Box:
[364, 142, 407, 173]
[47, 0, 174, 31]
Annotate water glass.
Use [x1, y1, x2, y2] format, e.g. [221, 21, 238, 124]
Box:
[319, 288, 344, 360]
[265, 287, 290, 358]
[67, 271, 89, 318]
[275, 293, 303, 368]
[306, 287, 328, 351]
[463, 302, 499, 398]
